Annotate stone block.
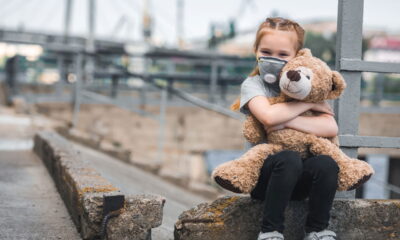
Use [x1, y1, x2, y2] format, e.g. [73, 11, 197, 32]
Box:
[34, 131, 165, 240]
[174, 196, 400, 240]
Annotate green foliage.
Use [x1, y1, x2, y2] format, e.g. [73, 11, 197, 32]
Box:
[304, 32, 336, 66]
[383, 75, 400, 94]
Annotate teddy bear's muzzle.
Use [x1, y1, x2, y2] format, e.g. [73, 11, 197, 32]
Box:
[287, 70, 301, 82]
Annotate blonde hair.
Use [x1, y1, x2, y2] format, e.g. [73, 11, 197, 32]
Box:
[230, 17, 305, 111]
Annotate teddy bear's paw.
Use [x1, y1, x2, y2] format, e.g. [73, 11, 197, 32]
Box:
[346, 173, 373, 191]
[211, 163, 247, 193]
[214, 176, 244, 193]
[337, 160, 374, 191]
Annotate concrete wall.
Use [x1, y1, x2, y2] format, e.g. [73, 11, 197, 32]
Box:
[35, 103, 245, 184]
[34, 103, 400, 196]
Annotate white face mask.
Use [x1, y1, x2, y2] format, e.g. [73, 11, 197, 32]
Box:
[258, 57, 288, 84]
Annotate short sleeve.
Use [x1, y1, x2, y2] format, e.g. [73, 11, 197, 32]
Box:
[239, 76, 268, 115]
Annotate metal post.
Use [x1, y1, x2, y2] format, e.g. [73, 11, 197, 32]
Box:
[86, 0, 96, 83]
[167, 61, 175, 101]
[110, 75, 119, 98]
[64, 0, 73, 43]
[157, 86, 168, 167]
[209, 60, 218, 103]
[139, 57, 150, 109]
[363, 154, 390, 199]
[221, 82, 227, 103]
[56, 55, 65, 96]
[61, 0, 72, 99]
[72, 53, 83, 127]
[5, 56, 18, 103]
[334, 0, 364, 199]
[373, 73, 384, 106]
[176, 0, 184, 48]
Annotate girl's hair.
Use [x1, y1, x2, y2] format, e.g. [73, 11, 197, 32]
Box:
[230, 17, 305, 111]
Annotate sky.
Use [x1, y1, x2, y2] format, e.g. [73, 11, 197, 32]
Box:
[1, 0, 399, 46]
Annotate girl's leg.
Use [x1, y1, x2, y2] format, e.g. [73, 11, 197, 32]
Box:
[251, 150, 303, 233]
[302, 155, 339, 233]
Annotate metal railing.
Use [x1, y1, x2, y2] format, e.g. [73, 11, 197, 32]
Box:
[335, 0, 400, 198]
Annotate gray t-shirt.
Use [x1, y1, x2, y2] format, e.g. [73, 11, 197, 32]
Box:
[239, 74, 280, 115]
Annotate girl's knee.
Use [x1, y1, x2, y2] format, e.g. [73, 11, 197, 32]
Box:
[307, 155, 339, 175]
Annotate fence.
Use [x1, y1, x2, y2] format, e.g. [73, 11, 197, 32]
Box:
[334, 0, 400, 198]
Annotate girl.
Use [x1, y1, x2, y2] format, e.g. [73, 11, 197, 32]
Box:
[231, 17, 339, 240]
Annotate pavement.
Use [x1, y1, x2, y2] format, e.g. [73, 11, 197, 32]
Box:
[0, 108, 80, 239]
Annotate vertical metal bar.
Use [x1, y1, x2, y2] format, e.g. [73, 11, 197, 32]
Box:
[110, 75, 118, 98]
[373, 73, 384, 106]
[72, 53, 83, 128]
[139, 85, 147, 109]
[157, 87, 168, 166]
[334, 0, 364, 199]
[86, 0, 96, 83]
[87, 0, 96, 52]
[363, 154, 390, 199]
[56, 55, 65, 97]
[139, 57, 150, 109]
[64, 0, 73, 43]
[220, 82, 227, 103]
[176, 0, 184, 48]
[167, 61, 175, 101]
[209, 60, 218, 103]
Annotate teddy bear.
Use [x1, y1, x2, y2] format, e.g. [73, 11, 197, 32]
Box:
[212, 48, 374, 194]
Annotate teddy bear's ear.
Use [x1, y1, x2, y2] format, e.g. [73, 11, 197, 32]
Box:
[296, 48, 312, 57]
[327, 71, 347, 99]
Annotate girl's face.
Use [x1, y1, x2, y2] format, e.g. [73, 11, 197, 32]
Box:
[256, 29, 298, 61]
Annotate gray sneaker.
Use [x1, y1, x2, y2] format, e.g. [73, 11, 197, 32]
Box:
[303, 229, 337, 240]
[257, 231, 284, 240]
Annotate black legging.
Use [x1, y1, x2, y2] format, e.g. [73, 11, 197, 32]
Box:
[250, 150, 339, 233]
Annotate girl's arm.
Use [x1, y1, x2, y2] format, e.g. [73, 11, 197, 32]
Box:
[247, 95, 331, 127]
[283, 114, 338, 137]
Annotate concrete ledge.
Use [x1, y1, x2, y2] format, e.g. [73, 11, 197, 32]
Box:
[34, 131, 165, 240]
[56, 126, 131, 164]
[174, 196, 400, 240]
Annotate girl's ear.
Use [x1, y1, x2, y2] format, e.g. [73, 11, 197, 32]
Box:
[328, 71, 347, 99]
[296, 48, 312, 57]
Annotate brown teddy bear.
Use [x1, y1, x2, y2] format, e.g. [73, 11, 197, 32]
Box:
[212, 48, 374, 194]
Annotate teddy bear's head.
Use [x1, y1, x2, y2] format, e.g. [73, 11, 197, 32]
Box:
[279, 48, 346, 102]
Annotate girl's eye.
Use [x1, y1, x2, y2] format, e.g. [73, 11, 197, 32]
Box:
[262, 51, 271, 54]
[280, 53, 288, 57]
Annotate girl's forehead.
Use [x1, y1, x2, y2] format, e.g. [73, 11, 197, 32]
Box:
[259, 29, 298, 51]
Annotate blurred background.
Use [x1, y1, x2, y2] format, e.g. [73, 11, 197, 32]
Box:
[0, 0, 399, 217]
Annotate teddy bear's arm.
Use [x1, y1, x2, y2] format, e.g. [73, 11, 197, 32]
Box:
[243, 114, 266, 144]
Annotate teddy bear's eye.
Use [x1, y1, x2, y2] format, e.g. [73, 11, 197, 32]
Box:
[306, 75, 311, 80]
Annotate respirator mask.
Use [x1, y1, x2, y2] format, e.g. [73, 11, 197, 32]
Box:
[258, 56, 288, 86]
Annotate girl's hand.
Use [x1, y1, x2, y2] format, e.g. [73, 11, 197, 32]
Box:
[311, 101, 334, 116]
[264, 123, 286, 134]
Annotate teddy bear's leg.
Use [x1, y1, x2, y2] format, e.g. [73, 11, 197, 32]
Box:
[309, 137, 374, 191]
[212, 143, 283, 193]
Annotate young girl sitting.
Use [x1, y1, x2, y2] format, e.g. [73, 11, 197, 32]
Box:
[231, 17, 339, 240]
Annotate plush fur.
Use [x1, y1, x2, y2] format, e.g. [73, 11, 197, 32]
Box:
[212, 48, 374, 193]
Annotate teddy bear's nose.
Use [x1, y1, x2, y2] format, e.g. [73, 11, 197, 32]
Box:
[287, 70, 301, 82]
